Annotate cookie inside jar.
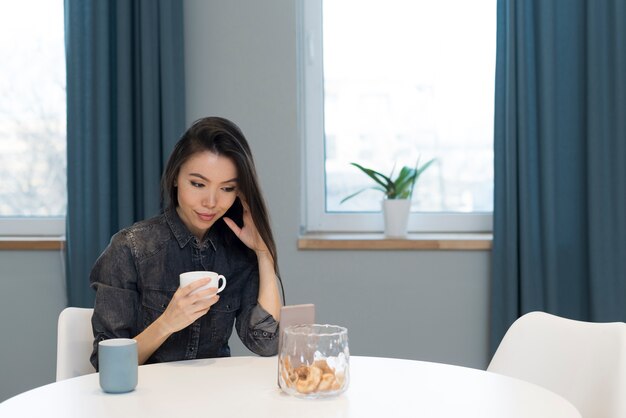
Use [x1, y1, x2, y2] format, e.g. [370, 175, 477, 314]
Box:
[278, 324, 350, 398]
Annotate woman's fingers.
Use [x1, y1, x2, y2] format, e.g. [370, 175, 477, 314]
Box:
[190, 287, 219, 302]
[223, 217, 241, 236]
[180, 278, 211, 296]
[181, 284, 220, 311]
[224, 201, 267, 253]
[160, 280, 222, 333]
[192, 293, 220, 311]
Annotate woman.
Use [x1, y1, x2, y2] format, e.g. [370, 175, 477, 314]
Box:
[90, 117, 282, 368]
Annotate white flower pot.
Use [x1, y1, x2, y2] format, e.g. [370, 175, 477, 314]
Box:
[382, 199, 411, 237]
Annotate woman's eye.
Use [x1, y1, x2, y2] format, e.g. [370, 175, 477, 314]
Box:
[222, 186, 236, 193]
[190, 181, 204, 188]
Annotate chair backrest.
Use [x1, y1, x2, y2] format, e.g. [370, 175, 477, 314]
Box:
[56, 307, 96, 381]
[488, 311, 626, 418]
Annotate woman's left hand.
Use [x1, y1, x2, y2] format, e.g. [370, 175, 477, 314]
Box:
[223, 198, 269, 256]
[224, 198, 281, 321]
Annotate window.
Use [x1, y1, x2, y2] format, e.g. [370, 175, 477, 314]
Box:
[0, 0, 66, 236]
[300, 0, 495, 233]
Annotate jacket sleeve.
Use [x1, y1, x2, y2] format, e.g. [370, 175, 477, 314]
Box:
[235, 263, 279, 356]
[89, 230, 140, 370]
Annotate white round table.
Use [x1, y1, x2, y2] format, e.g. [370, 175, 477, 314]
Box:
[0, 356, 580, 418]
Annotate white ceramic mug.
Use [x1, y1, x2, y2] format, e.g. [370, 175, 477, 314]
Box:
[179, 271, 227, 295]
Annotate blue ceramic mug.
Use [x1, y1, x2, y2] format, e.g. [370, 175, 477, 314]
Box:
[98, 338, 138, 393]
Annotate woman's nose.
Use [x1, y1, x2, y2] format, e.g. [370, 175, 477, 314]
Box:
[202, 190, 217, 208]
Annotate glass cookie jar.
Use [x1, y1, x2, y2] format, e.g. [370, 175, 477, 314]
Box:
[279, 324, 350, 398]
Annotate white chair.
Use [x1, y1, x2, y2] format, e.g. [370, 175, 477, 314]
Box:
[56, 307, 96, 381]
[488, 311, 626, 418]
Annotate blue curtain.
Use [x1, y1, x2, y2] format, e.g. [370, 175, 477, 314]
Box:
[491, 0, 626, 353]
[64, 0, 186, 307]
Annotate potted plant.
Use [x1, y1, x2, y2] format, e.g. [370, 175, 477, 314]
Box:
[341, 158, 435, 237]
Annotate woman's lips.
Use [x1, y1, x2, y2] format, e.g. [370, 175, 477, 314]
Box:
[196, 212, 216, 222]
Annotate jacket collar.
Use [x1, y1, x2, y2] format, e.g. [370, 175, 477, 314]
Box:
[164, 207, 217, 251]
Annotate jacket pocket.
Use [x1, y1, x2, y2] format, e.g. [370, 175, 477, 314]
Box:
[141, 288, 175, 328]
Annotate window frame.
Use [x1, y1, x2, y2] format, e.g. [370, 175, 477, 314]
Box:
[0, 218, 65, 238]
[298, 0, 493, 234]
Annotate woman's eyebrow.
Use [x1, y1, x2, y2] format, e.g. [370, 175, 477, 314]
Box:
[189, 172, 209, 181]
[189, 173, 238, 183]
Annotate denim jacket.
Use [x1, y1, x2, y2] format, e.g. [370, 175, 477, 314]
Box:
[89, 208, 278, 369]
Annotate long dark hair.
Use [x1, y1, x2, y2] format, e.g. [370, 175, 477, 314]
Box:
[162, 117, 279, 275]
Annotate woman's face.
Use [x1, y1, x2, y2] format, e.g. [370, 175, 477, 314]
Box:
[175, 151, 239, 240]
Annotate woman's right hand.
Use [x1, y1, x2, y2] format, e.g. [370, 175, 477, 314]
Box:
[157, 278, 220, 334]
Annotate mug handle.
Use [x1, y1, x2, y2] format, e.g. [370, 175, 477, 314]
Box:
[216, 275, 227, 293]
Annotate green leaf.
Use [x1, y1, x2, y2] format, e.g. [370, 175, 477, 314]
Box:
[416, 158, 436, 177]
[410, 158, 436, 198]
[340, 186, 386, 203]
[341, 158, 436, 204]
[350, 162, 393, 190]
[394, 166, 417, 196]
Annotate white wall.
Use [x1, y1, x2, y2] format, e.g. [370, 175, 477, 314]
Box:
[184, 0, 491, 368]
[0, 0, 492, 403]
